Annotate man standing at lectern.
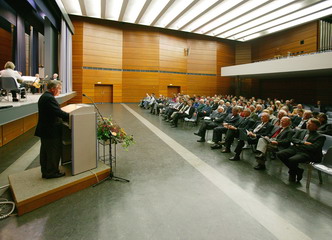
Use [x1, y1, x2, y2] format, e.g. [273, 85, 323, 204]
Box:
[35, 80, 69, 179]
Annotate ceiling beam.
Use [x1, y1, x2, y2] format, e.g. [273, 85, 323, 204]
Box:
[78, 0, 87, 16]
[191, 0, 250, 33]
[204, 0, 271, 35]
[165, 0, 200, 28]
[118, 0, 129, 22]
[151, 0, 176, 26]
[178, 0, 222, 31]
[101, 0, 106, 19]
[135, 0, 153, 24]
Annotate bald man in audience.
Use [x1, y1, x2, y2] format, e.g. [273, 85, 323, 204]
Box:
[277, 118, 326, 182]
[254, 116, 294, 170]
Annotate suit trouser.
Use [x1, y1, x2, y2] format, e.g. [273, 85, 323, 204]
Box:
[224, 129, 239, 149]
[197, 121, 218, 138]
[256, 137, 278, 154]
[234, 137, 258, 155]
[212, 126, 228, 143]
[276, 147, 310, 175]
[40, 137, 62, 176]
[173, 113, 189, 126]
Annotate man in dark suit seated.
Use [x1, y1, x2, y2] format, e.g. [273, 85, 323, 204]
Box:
[254, 116, 294, 170]
[277, 118, 326, 182]
[317, 113, 332, 136]
[170, 100, 195, 128]
[220, 108, 256, 153]
[194, 106, 227, 142]
[229, 112, 274, 161]
[295, 110, 312, 130]
[210, 107, 241, 149]
[35, 80, 69, 179]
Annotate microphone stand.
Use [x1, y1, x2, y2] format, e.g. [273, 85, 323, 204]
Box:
[82, 94, 130, 185]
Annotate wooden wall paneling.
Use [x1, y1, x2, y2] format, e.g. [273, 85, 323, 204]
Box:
[71, 20, 84, 104]
[82, 69, 122, 103]
[187, 39, 217, 74]
[217, 41, 235, 95]
[251, 21, 318, 61]
[23, 114, 38, 133]
[122, 72, 159, 102]
[235, 42, 251, 65]
[2, 119, 24, 145]
[187, 75, 217, 97]
[159, 73, 187, 96]
[83, 22, 122, 69]
[123, 28, 159, 70]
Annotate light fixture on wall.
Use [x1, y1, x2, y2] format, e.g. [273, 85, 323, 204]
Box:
[184, 47, 190, 56]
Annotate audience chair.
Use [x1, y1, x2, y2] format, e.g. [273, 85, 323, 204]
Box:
[307, 147, 332, 188]
[306, 135, 332, 188]
[184, 114, 198, 128]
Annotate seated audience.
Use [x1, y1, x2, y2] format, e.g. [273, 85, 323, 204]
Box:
[277, 118, 326, 182]
[194, 106, 227, 142]
[170, 100, 195, 128]
[317, 113, 332, 136]
[229, 113, 274, 161]
[254, 116, 294, 170]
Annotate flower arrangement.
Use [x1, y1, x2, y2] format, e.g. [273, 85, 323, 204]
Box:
[97, 115, 134, 150]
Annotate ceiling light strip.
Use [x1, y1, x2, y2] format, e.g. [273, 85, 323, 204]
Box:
[135, 0, 152, 24]
[151, 0, 175, 26]
[119, 0, 129, 21]
[201, 0, 270, 35]
[211, 0, 296, 36]
[78, 0, 87, 16]
[226, 0, 329, 39]
[189, 0, 245, 33]
[177, 0, 221, 31]
[105, 0, 123, 21]
[165, 0, 200, 28]
[242, 7, 332, 41]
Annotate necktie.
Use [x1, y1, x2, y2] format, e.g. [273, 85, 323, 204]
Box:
[254, 123, 264, 133]
[271, 127, 282, 138]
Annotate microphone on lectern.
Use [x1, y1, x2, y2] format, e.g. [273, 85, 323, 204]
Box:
[82, 93, 105, 120]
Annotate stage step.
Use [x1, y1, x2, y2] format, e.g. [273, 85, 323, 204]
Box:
[9, 163, 110, 216]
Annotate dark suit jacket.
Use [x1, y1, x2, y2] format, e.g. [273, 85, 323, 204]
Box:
[291, 115, 302, 128]
[270, 126, 295, 149]
[291, 129, 326, 162]
[224, 114, 241, 126]
[35, 91, 69, 138]
[249, 121, 274, 139]
[318, 123, 332, 136]
[236, 117, 255, 130]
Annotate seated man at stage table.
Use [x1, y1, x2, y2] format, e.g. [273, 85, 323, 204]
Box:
[254, 116, 294, 170]
[277, 118, 326, 182]
[0, 61, 26, 101]
[194, 106, 227, 142]
[35, 80, 69, 179]
[229, 112, 274, 161]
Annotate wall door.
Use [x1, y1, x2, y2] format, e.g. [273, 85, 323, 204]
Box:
[167, 86, 180, 98]
[94, 85, 113, 103]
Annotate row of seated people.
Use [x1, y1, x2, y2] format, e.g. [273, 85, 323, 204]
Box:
[139, 93, 332, 183]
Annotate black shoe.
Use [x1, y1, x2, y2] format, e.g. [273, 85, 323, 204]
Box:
[289, 174, 296, 182]
[254, 164, 266, 170]
[211, 144, 222, 149]
[13, 98, 19, 102]
[197, 138, 205, 142]
[296, 168, 304, 182]
[221, 148, 231, 153]
[45, 172, 65, 179]
[229, 155, 240, 161]
[194, 132, 200, 136]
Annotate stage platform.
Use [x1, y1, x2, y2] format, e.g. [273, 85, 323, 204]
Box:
[0, 91, 76, 126]
[9, 163, 110, 216]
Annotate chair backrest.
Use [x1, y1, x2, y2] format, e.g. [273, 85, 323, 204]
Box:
[322, 147, 332, 167]
[322, 134, 332, 155]
[0, 77, 18, 91]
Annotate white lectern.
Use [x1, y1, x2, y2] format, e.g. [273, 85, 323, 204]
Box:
[61, 104, 97, 175]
